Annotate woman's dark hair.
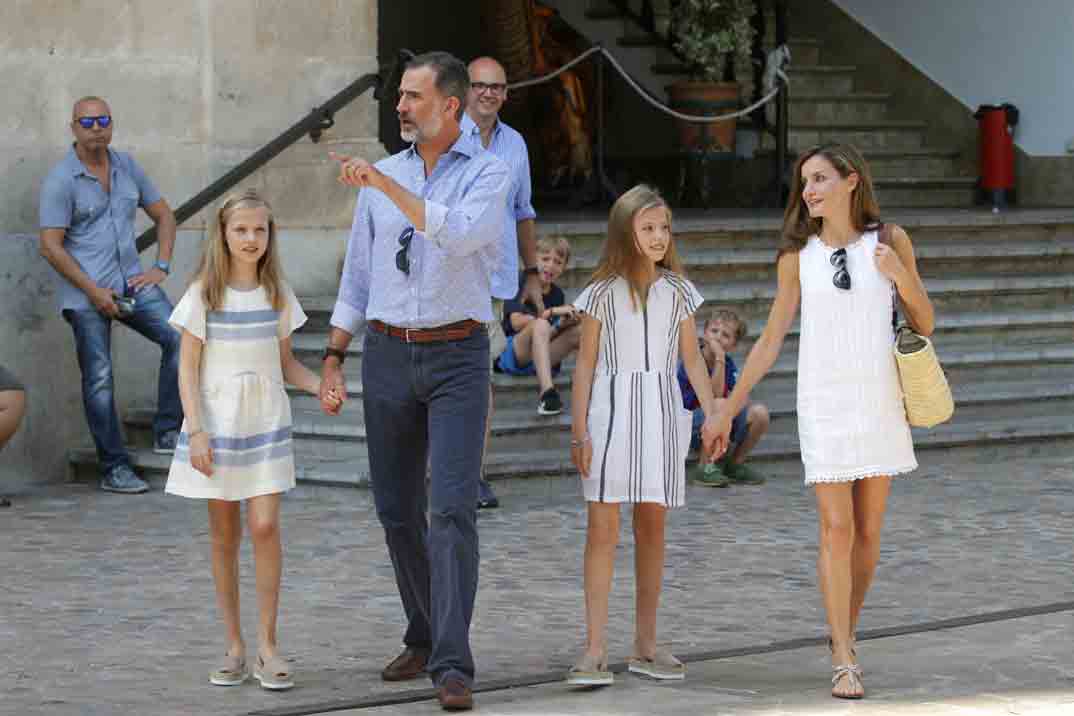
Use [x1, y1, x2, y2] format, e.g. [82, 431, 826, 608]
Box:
[778, 143, 881, 256]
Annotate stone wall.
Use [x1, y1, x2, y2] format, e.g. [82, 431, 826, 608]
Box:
[0, 0, 381, 486]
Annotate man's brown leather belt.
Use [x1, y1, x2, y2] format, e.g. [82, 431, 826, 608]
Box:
[369, 319, 484, 344]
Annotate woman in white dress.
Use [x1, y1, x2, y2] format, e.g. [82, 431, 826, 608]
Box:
[705, 145, 935, 699]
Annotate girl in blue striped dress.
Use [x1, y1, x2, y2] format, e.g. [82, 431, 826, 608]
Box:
[166, 190, 340, 690]
[566, 185, 718, 686]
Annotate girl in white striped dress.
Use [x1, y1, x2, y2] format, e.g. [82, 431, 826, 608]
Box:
[566, 185, 718, 686]
[166, 190, 340, 690]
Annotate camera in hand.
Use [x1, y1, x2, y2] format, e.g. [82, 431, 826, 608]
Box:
[114, 294, 136, 317]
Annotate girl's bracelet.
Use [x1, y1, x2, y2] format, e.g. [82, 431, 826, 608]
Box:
[570, 436, 591, 448]
[187, 428, 204, 439]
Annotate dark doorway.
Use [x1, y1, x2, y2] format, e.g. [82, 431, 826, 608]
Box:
[377, 0, 487, 152]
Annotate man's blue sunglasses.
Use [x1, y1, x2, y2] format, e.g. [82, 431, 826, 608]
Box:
[77, 115, 112, 129]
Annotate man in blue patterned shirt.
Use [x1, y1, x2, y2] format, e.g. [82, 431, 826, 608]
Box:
[319, 52, 509, 712]
[462, 56, 542, 510]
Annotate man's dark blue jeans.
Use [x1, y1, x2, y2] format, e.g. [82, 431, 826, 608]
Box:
[63, 285, 182, 474]
[362, 325, 489, 689]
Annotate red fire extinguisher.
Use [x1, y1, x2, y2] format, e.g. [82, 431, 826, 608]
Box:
[974, 103, 1019, 211]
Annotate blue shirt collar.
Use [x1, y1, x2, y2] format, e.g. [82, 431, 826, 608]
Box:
[461, 112, 501, 143]
[404, 125, 481, 163]
[63, 144, 119, 178]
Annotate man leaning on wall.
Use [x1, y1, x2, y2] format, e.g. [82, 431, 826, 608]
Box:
[38, 96, 183, 495]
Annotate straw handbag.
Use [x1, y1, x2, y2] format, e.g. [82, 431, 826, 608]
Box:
[879, 224, 955, 428]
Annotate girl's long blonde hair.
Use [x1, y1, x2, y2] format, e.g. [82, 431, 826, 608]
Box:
[590, 184, 684, 310]
[194, 189, 285, 311]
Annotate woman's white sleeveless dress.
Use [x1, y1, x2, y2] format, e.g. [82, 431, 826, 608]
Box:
[796, 231, 917, 484]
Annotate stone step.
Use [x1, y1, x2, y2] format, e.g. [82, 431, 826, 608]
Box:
[296, 271, 1074, 337]
[874, 178, 978, 208]
[788, 93, 891, 123]
[617, 35, 821, 65]
[115, 352, 1074, 453]
[292, 303, 1074, 381]
[284, 345, 1074, 421]
[651, 62, 856, 94]
[758, 148, 965, 179]
[789, 120, 928, 151]
[68, 408, 1074, 487]
[531, 211, 1074, 262]
[784, 65, 857, 94]
[294, 232, 1074, 313]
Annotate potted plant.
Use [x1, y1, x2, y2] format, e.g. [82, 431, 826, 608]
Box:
[666, 0, 756, 153]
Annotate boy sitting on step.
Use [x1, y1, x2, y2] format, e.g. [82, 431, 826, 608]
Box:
[494, 236, 581, 416]
[678, 308, 770, 486]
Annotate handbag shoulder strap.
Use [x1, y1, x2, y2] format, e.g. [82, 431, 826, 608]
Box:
[877, 222, 899, 331]
[878, 221, 895, 247]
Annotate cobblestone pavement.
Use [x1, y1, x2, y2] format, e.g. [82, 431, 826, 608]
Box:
[2, 443, 1072, 716]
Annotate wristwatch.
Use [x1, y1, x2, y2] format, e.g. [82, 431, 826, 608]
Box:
[154, 260, 171, 275]
[322, 347, 347, 364]
[523, 266, 539, 276]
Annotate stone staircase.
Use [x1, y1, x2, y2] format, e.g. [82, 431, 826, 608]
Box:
[553, 0, 978, 208]
[68, 210, 1074, 486]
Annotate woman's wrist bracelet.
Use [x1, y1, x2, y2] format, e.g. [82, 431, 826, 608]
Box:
[570, 436, 591, 447]
[187, 428, 204, 438]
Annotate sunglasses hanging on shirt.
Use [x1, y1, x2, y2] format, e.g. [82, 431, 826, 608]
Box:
[830, 248, 851, 290]
[395, 226, 415, 275]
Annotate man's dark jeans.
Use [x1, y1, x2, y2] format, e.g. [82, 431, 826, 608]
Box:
[362, 325, 489, 689]
[63, 285, 182, 473]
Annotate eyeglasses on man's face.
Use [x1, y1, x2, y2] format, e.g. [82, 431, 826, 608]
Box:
[470, 82, 506, 96]
[76, 115, 112, 129]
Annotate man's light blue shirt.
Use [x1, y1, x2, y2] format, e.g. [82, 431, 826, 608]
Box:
[330, 130, 511, 336]
[461, 113, 537, 300]
[39, 146, 162, 313]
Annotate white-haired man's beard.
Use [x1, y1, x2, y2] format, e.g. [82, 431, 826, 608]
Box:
[399, 113, 443, 144]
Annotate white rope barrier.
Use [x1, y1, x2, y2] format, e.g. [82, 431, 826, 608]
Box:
[507, 44, 789, 124]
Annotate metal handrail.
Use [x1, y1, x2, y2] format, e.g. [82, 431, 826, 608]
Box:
[135, 68, 386, 252]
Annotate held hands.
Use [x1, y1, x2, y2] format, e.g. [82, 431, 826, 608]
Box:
[329, 152, 385, 191]
[874, 242, 907, 283]
[571, 434, 593, 478]
[319, 363, 347, 416]
[189, 431, 213, 477]
[127, 267, 167, 293]
[701, 410, 732, 464]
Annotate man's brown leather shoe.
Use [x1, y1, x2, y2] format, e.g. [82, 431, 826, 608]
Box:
[437, 677, 473, 711]
[380, 647, 429, 682]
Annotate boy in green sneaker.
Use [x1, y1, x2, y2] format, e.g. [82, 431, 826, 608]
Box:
[679, 309, 770, 486]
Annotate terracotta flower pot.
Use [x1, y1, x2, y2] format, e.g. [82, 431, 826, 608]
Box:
[666, 81, 740, 153]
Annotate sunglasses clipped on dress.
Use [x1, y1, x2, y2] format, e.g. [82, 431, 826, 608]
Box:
[830, 248, 851, 290]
